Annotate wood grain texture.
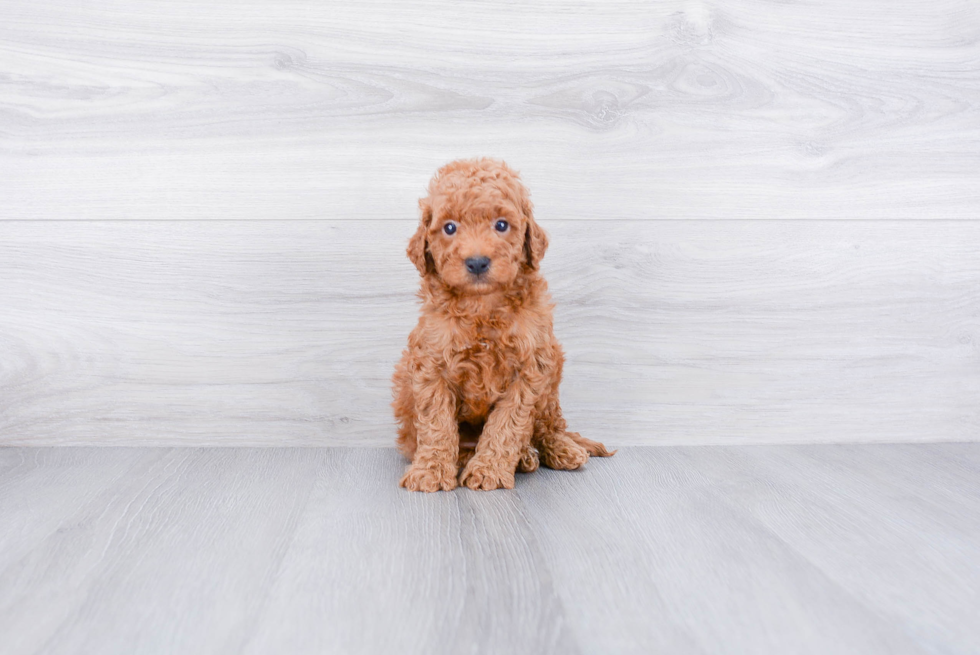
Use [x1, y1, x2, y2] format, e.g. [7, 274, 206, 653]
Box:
[0, 448, 324, 655]
[517, 444, 980, 654]
[1, 445, 978, 654]
[2, 220, 978, 446]
[1, 0, 979, 220]
[241, 448, 576, 655]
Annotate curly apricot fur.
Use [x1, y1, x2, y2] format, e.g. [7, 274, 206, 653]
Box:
[393, 158, 614, 492]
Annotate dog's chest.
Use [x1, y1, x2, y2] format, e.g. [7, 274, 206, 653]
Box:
[448, 329, 517, 421]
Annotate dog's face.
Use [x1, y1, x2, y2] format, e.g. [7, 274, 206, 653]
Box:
[408, 159, 548, 294]
[424, 195, 526, 294]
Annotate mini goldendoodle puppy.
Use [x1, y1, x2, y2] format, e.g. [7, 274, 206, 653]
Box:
[392, 158, 613, 492]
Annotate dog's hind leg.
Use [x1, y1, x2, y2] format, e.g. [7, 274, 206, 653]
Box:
[532, 383, 614, 470]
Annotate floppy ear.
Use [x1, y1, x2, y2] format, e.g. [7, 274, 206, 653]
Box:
[522, 199, 548, 270]
[407, 197, 434, 275]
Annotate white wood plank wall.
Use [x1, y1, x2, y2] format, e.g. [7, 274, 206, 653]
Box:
[2, 221, 977, 445]
[1, 0, 978, 445]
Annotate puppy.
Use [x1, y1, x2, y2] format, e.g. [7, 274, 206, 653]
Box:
[392, 158, 613, 492]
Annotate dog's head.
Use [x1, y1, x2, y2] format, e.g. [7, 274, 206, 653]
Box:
[408, 158, 548, 294]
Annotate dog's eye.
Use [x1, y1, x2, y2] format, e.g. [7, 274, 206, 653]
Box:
[443, 222, 457, 236]
[494, 219, 509, 233]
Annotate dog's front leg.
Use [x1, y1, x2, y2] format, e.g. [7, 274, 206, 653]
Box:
[400, 371, 459, 492]
[459, 376, 538, 491]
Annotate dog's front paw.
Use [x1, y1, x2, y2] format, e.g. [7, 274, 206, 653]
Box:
[400, 461, 458, 492]
[459, 457, 515, 491]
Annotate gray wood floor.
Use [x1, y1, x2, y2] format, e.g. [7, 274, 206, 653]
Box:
[2, 444, 979, 654]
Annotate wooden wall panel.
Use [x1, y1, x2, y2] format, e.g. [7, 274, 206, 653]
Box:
[2, 0, 978, 445]
[2, 220, 977, 446]
[2, 0, 978, 221]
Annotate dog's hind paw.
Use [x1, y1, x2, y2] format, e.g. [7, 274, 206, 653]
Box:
[568, 432, 616, 457]
[517, 445, 540, 473]
[540, 441, 589, 470]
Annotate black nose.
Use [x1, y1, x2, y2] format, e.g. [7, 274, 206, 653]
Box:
[465, 256, 491, 276]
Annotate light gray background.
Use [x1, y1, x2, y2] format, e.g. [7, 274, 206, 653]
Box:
[2, 0, 979, 445]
